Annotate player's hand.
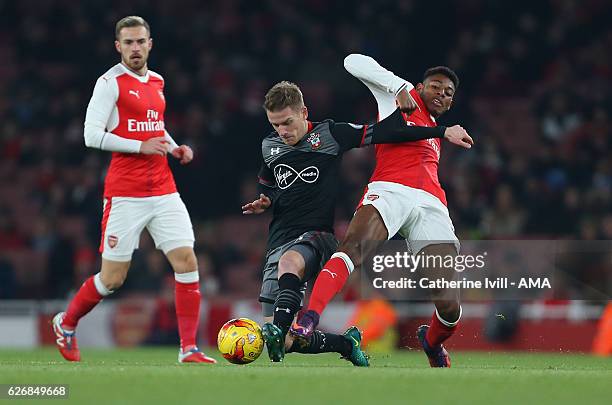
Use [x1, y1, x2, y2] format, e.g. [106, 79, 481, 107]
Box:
[140, 137, 168, 156]
[444, 125, 474, 149]
[396, 88, 418, 114]
[171, 145, 194, 165]
[241, 194, 272, 215]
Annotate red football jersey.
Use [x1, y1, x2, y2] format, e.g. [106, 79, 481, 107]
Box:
[369, 88, 446, 205]
[87, 64, 177, 198]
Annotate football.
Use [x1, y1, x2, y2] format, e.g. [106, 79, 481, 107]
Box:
[217, 318, 264, 364]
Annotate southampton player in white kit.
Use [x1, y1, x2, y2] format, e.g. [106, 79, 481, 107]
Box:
[52, 16, 216, 364]
[292, 54, 473, 367]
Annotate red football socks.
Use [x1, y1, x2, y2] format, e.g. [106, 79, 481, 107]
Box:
[425, 309, 460, 347]
[307, 253, 354, 315]
[175, 272, 201, 352]
[62, 276, 104, 330]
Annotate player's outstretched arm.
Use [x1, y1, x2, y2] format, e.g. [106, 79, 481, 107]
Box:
[331, 107, 473, 150]
[370, 108, 473, 149]
[241, 194, 272, 215]
[344, 53, 413, 120]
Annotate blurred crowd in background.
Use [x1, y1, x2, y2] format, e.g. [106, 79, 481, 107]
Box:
[0, 0, 610, 300]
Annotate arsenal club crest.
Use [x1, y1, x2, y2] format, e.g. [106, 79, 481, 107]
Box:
[306, 132, 321, 150]
[367, 194, 379, 201]
[108, 235, 118, 248]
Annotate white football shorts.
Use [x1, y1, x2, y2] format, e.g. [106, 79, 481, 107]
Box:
[359, 181, 460, 254]
[99, 192, 195, 261]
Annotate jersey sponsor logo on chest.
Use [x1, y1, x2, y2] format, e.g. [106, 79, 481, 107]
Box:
[273, 163, 319, 189]
[127, 109, 165, 132]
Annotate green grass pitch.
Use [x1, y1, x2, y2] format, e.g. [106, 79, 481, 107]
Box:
[0, 348, 610, 404]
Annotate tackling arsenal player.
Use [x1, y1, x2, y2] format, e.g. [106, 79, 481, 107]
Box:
[52, 16, 215, 364]
[291, 54, 473, 367]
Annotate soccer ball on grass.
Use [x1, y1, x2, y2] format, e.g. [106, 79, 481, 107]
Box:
[217, 318, 264, 364]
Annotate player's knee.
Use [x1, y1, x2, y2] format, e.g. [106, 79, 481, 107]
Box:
[278, 253, 303, 278]
[101, 271, 127, 290]
[182, 252, 198, 273]
[431, 297, 460, 313]
[100, 260, 129, 291]
[170, 249, 198, 274]
[175, 257, 197, 274]
[337, 240, 361, 267]
[434, 299, 461, 322]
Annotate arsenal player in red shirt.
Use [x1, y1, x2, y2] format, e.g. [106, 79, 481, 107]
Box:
[291, 54, 473, 367]
[52, 16, 215, 364]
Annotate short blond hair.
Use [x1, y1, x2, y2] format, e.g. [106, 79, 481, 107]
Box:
[115, 16, 150, 39]
[263, 81, 304, 112]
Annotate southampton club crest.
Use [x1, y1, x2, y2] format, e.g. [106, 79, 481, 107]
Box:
[306, 132, 321, 150]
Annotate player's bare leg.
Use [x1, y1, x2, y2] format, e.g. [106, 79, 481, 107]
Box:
[291, 205, 388, 339]
[166, 246, 216, 364]
[98, 258, 131, 292]
[53, 259, 129, 362]
[416, 243, 461, 368]
[338, 205, 390, 266]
